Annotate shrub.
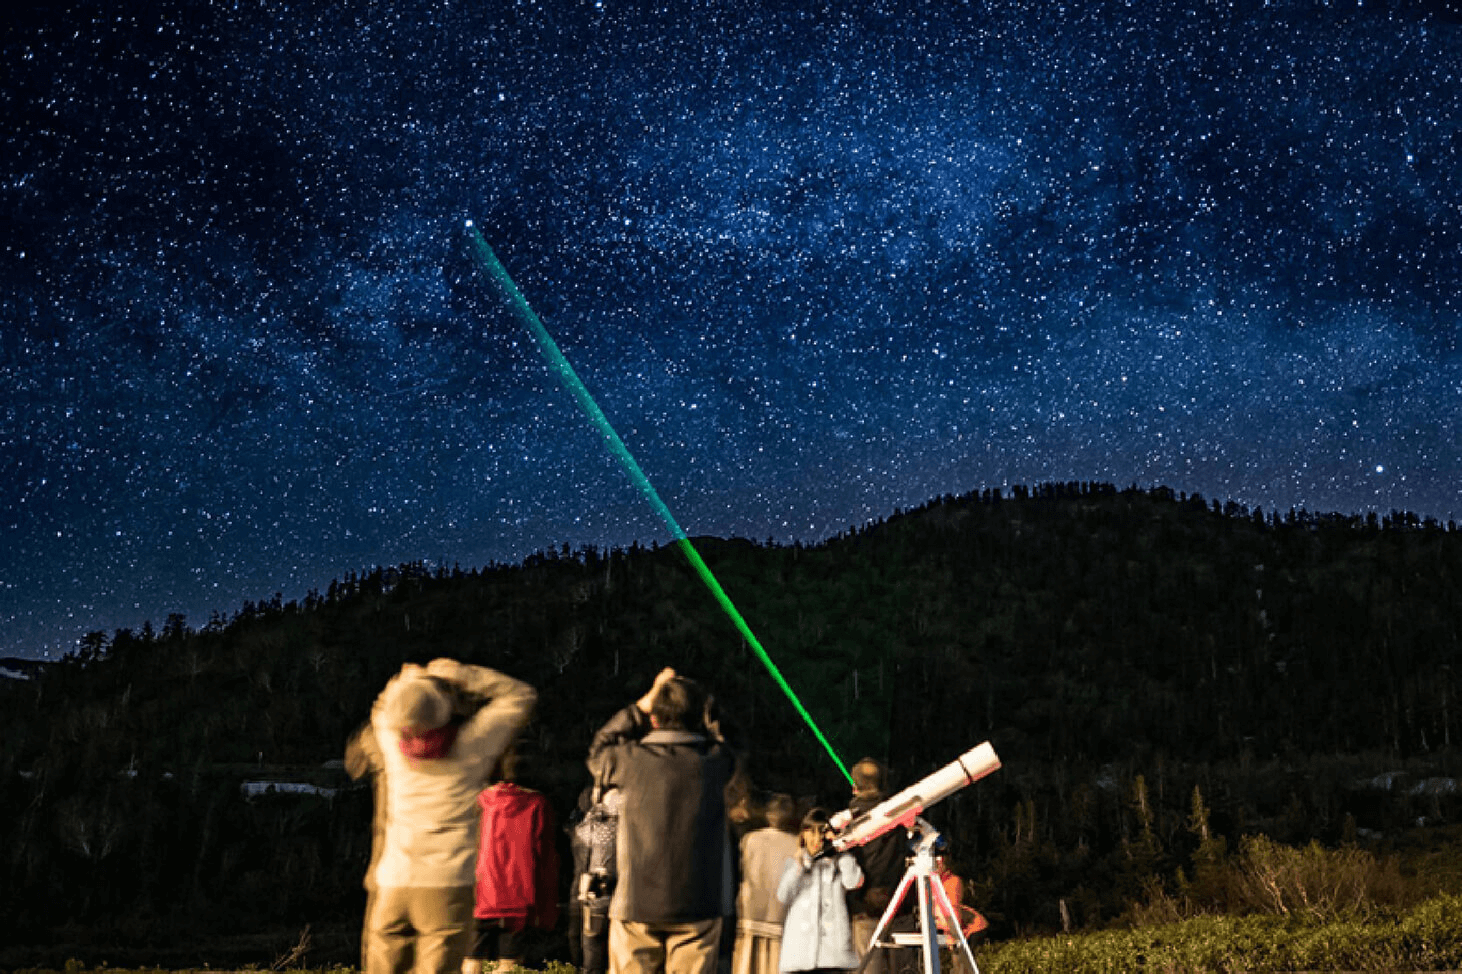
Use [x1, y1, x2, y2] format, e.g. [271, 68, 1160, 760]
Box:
[1130, 830, 1410, 927]
[1232, 835, 1405, 921]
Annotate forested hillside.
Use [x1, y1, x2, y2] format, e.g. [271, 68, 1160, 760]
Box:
[3, 482, 1461, 967]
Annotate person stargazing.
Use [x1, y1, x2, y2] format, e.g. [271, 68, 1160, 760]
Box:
[587, 668, 737, 974]
[365, 659, 537, 974]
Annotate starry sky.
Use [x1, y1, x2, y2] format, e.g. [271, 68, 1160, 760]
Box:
[4, 0, 1461, 659]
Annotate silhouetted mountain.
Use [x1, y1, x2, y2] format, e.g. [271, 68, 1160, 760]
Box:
[0, 656, 50, 680]
[2, 483, 1459, 966]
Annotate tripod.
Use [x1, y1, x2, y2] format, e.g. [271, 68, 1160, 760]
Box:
[852, 818, 980, 974]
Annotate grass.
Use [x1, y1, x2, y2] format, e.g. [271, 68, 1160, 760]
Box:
[977, 892, 1462, 973]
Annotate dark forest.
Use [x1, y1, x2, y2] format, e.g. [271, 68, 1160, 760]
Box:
[4, 483, 1461, 969]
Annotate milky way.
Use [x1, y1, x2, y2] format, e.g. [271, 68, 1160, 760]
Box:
[3, 0, 1460, 658]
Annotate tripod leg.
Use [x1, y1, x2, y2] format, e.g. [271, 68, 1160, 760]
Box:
[916, 875, 941, 974]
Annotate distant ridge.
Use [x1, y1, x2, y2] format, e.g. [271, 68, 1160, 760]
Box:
[0, 657, 49, 680]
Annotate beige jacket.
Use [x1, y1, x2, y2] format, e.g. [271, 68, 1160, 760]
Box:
[736, 826, 801, 937]
[371, 659, 536, 889]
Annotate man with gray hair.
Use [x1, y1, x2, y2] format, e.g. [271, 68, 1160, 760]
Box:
[366, 658, 537, 974]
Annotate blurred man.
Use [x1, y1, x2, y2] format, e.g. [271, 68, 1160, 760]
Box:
[366, 659, 536, 974]
[345, 721, 386, 971]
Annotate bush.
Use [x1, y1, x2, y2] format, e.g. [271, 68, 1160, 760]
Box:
[1231, 835, 1406, 921]
[1128, 830, 1409, 927]
[1396, 892, 1462, 968]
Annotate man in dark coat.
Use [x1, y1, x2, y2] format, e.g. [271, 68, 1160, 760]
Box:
[845, 758, 910, 974]
[587, 668, 735, 974]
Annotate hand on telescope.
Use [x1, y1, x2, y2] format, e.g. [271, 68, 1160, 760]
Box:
[636, 666, 677, 714]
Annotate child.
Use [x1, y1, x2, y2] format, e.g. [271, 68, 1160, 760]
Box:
[934, 855, 987, 974]
[776, 808, 864, 974]
[465, 748, 559, 974]
[732, 793, 802, 974]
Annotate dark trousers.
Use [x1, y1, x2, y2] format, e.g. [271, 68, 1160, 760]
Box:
[570, 894, 610, 974]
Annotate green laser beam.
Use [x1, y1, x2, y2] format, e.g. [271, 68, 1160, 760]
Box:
[466, 221, 852, 785]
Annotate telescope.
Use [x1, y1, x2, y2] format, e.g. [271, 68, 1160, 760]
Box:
[830, 743, 1001, 974]
[829, 742, 1001, 852]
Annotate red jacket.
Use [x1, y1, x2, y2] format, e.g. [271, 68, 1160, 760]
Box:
[473, 783, 560, 929]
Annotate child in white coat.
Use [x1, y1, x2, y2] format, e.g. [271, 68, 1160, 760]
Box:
[776, 808, 864, 974]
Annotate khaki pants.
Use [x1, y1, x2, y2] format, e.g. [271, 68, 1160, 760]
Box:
[852, 915, 887, 974]
[367, 885, 477, 974]
[362, 886, 377, 972]
[609, 918, 722, 974]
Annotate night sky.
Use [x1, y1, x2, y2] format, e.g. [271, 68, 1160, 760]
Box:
[4, 0, 1461, 660]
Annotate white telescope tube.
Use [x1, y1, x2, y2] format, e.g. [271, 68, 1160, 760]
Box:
[829, 742, 1001, 852]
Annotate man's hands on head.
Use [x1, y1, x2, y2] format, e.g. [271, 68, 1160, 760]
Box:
[425, 658, 464, 681]
[636, 666, 677, 714]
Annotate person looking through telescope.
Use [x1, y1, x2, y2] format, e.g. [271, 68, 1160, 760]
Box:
[775, 808, 863, 974]
[586, 667, 737, 974]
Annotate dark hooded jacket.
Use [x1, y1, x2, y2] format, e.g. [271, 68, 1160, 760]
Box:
[587, 704, 735, 923]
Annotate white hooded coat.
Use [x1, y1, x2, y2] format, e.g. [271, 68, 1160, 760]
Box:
[776, 851, 863, 972]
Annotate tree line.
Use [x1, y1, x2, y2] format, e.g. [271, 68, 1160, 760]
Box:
[2, 482, 1460, 967]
